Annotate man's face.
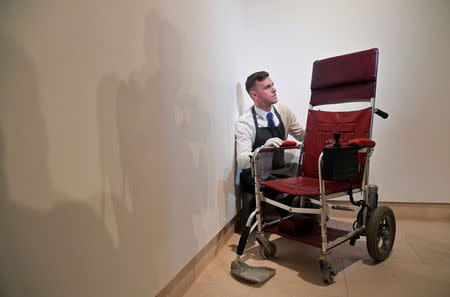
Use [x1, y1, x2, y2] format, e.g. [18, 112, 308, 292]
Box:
[250, 77, 277, 111]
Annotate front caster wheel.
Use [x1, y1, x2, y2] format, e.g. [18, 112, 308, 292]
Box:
[366, 206, 396, 262]
[256, 232, 277, 260]
[259, 241, 277, 260]
[320, 262, 335, 283]
[318, 253, 336, 284]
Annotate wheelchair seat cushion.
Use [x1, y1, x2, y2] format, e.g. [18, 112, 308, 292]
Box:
[261, 176, 361, 197]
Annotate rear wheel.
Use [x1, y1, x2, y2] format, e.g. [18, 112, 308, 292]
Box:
[366, 206, 396, 262]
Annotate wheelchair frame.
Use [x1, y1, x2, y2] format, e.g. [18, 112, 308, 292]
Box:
[238, 101, 378, 283]
[251, 105, 374, 247]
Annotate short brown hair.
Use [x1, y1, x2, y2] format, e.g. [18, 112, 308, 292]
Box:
[245, 71, 269, 95]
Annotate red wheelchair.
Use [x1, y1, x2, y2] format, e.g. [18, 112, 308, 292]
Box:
[231, 48, 395, 284]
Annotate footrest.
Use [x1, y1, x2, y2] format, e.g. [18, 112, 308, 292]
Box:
[230, 261, 275, 283]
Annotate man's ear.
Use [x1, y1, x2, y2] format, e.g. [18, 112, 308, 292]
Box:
[250, 90, 258, 101]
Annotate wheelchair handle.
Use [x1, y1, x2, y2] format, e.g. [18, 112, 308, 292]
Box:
[374, 108, 388, 119]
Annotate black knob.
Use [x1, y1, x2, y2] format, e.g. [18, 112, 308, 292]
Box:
[333, 132, 341, 147]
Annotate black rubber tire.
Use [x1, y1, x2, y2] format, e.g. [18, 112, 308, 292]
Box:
[366, 206, 396, 262]
[320, 262, 335, 283]
[259, 241, 277, 260]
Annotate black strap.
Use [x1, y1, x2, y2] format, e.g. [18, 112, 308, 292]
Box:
[347, 166, 364, 207]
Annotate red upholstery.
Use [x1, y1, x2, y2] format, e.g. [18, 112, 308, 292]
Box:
[302, 108, 372, 178]
[261, 50, 376, 197]
[281, 140, 297, 147]
[262, 108, 371, 196]
[310, 48, 378, 106]
[262, 176, 361, 197]
[348, 138, 376, 148]
[264, 214, 350, 248]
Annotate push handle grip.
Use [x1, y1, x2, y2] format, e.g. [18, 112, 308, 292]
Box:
[375, 108, 389, 119]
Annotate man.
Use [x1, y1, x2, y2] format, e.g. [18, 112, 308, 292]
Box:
[236, 71, 305, 191]
[235, 71, 305, 228]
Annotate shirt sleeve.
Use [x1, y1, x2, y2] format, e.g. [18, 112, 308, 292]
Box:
[235, 117, 254, 169]
[278, 104, 305, 141]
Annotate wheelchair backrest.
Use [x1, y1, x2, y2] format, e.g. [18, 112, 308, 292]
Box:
[301, 108, 372, 179]
[302, 48, 379, 179]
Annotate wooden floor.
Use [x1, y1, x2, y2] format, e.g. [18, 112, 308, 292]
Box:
[182, 217, 450, 297]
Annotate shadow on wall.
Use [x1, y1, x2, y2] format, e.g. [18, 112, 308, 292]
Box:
[0, 35, 132, 297]
[0, 11, 212, 297]
[236, 83, 246, 117]
[0, 9, 236, 296]
[98, 11, 214, 294]
[228, 83, 246, 221]
[215, 82, 246, 226]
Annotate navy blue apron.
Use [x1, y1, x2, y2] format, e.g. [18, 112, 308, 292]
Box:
[251, 106, 286, 170]
[240, 106, 286, 193]
[236, 106, 288, 231]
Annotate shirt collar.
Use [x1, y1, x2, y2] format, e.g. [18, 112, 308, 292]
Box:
[254, 105, 275, 119]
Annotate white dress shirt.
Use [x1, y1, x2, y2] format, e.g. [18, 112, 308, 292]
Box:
[235, 103, 304, 169]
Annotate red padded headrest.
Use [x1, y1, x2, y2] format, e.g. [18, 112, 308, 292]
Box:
[310, 48, 379, 106]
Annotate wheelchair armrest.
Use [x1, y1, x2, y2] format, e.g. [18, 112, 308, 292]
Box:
[258, 141, 302, 153]
[281, 140, 297, 147]
[251, 141, 303, 182]
[348, 138, 376, 148]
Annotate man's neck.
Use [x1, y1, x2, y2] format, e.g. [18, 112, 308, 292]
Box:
[255, 103, 272, 112]
[254, 105, 273, 115]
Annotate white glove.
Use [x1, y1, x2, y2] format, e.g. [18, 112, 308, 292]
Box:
[264, 137, 283, 148]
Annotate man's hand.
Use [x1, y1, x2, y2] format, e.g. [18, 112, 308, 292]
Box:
[264, 137, 283, 148]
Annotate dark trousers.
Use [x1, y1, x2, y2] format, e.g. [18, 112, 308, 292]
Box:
[239, 169, 279, 197]
[235, 164, 298, 232]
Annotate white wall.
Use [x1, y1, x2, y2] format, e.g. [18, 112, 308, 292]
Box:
[241, 0, 450, 203]
[0, 0, 448, 296]
[0, 0, 246, 296]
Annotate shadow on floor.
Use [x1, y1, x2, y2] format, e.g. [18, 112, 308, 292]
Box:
[227, 218, 378, 286]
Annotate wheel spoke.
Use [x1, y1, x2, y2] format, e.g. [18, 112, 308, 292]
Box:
[377, 237, 383, 249]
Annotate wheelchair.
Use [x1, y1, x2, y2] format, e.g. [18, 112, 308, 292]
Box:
[231, 48, 395, 284]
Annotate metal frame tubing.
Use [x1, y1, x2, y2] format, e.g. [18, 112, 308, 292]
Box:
[250, 102, 376, 251]
[317, 153, 328, 253]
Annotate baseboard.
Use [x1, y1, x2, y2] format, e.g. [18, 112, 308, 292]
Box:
[156, 202, 449, 296]
[156, 216, 236, 297]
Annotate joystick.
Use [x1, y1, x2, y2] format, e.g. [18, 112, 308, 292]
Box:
[333, 132, 341, 147]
